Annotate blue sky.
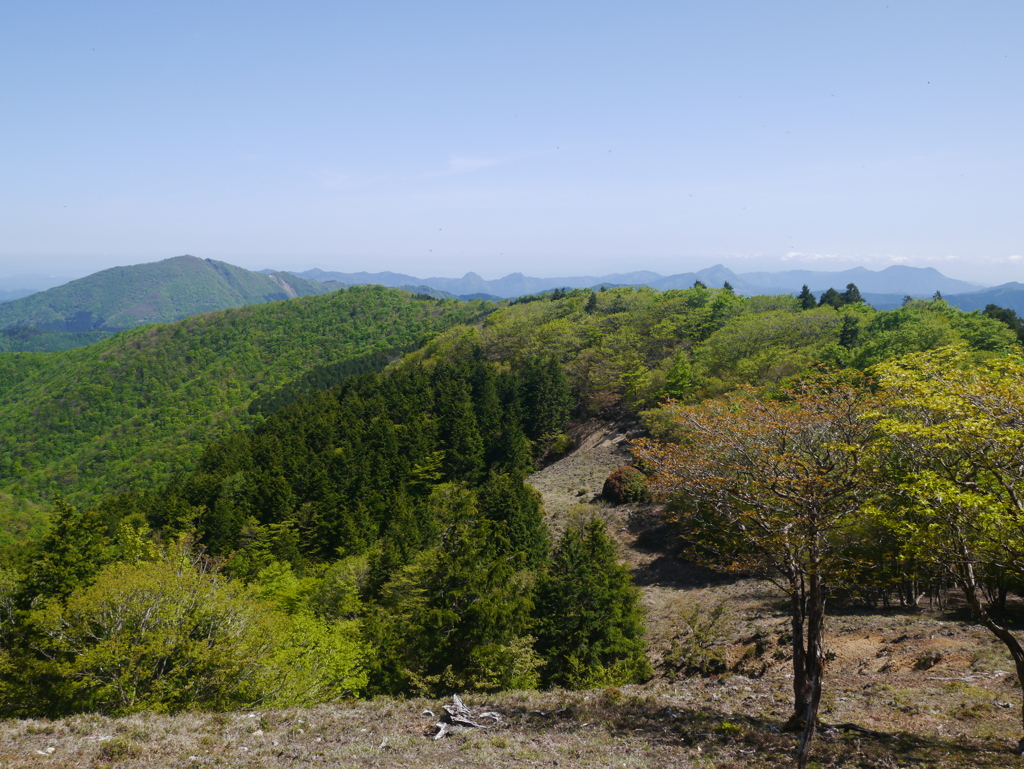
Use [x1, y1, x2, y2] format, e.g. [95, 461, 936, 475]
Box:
[1, 1, 1021, 284]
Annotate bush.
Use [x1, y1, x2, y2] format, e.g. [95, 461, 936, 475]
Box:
[602, 466, 650, 504]
[14, 543, 366, 716]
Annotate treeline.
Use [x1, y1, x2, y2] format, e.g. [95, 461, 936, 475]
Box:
[413, 284, 1016, 415]
[0, 352, 649, 717]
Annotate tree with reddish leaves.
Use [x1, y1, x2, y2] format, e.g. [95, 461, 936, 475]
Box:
[633, 371, 881, 767]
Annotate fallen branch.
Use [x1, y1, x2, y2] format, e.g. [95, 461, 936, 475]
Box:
[430, 695, 502, 740]
[820, 721, 889, 738]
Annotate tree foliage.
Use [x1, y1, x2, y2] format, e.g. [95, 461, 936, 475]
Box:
[871, 346, 1024, 745]
[633, 371, 881, 765]
[533, 519, 650, 688]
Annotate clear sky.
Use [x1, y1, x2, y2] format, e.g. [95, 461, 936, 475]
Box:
[2, 1, 1021, 284]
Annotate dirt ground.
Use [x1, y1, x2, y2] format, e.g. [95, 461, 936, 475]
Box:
[529, 419, 1024, 763]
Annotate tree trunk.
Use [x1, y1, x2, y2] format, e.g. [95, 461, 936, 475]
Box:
[797, 558, 826, 768]
[959, 558, 1024, 753]
[784, 577, 812, 732]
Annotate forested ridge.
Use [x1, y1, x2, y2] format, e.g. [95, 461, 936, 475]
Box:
[0, 286, 490, 505]
[0, 255, 341, 348]
[4, 282, 1024, 764]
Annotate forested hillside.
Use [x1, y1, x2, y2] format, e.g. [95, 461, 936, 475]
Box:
[0, 256, 341, 352]
[408, 285, 1016, 413]
[3, 282, 1024, 764]
[0, 286, 490, 504]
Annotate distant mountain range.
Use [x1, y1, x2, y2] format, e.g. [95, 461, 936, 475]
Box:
[2, 258, 1022, 351]
[284, 264, 984, 299]
[282, 263, 1024, 316]
[0, 256, 341, 333]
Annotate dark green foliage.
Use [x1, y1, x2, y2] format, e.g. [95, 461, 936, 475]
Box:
[983, 304, 1024, 344]
[533, 519, 651, 688]
[151, 352, 563, 568]
[248, 345, 417, 417]
[798, 285, 816, 310]
[838, 314, 860, 349]
[366, 485, 539, 695]
[817, 284, 862, 310]
[477, 472, 549, 569]
[19, 496, 111, 605]
[841, 283, 864, 305]
[433, 364, 486, 483]
[519, 357, 574, 442]
[602, 466, 650, 504]
[818, 287, 843, 308]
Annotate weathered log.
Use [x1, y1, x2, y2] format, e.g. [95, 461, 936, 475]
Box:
[430, 695, 502, 740]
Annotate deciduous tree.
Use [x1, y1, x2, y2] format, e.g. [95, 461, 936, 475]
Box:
[871, 346, 1024, 754]
[633, 372, 880, 766]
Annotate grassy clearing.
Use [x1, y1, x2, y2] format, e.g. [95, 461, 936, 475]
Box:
[0, 684, 1016, 768]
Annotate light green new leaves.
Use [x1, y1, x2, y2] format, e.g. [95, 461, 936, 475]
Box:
[871, 345, 1024, 573]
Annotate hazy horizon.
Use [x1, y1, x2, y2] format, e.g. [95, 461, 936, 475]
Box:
[0, 253, 1005, 290]
[3, 2, 1021, 286]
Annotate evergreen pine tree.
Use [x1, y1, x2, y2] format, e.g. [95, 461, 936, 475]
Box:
[520, 357, 573, 442]
[21, 496, 111, 604]
[533, 519, 651, 688]
[840, 283, 863, 304]
[432, 366, 485, 483]
[797, 284, 816, 310]
[817, 287, 843, 309]
[838, 314, 860, 349]
[477, 473, 549, 569]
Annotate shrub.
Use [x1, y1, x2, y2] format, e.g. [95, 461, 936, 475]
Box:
[16, 543, 366, 716]
[602, 466, 650, 504]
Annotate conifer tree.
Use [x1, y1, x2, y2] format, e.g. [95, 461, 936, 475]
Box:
[817, 287, 843, 308]
[21, 496, 111, 604]
[838, 314, 860, 349]
[840, 283, 863, 305]
[520, 357, 573, 442]
[533, 519, 651, 688]
[432, 366, 485, 483]
[798, 284, 816, 310]
[477, 473, 549, 569]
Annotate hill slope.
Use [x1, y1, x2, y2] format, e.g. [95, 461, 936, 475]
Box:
[0, 255, 340, 334]
[0, 286, 490, 503]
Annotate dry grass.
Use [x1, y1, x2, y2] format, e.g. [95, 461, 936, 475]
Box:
[0, 684, 1017, 768]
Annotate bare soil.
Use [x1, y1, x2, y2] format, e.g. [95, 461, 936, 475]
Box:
[2, 420, 1023, 767]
